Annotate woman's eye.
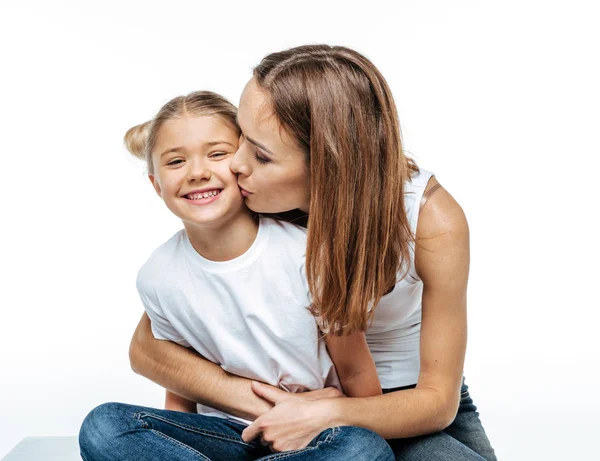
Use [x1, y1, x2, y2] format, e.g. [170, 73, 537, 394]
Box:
[210, 152, 227, 159]
[254, 149, 270, 165]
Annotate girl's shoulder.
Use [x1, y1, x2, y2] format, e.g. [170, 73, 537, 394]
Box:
[137, 230, 188, 285]
[260, 215, 307, 241]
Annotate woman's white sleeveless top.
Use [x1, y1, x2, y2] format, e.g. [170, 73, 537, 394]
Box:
[366, 168, 434, 389]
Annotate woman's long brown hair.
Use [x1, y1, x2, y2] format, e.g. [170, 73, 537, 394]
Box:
[254, 45, 419, 335]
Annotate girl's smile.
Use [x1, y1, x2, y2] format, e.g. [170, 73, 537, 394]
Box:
[183, 188, 224, 205]
[149, 115, 245, 229]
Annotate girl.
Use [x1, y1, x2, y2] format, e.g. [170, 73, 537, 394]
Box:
[129, 46, 497, 461]
[78, 91, 394, 461]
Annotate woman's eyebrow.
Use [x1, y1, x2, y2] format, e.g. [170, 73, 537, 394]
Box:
[245, 135, 276, 156]
[236, 114, 276, 156]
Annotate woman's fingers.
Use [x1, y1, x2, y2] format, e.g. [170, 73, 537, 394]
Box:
[241, 417, 262, 442]
[250, 381, 289, 404]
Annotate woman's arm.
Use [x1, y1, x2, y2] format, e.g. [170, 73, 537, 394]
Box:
[242, 180, 469, 446]
[326, 331, 382, 397]
[129, 313, 274, 420]
[165, 390, 197, 413]
[331, 178, 468, 435]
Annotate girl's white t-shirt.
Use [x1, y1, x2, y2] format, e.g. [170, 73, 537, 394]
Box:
[136, 217, 340, 424]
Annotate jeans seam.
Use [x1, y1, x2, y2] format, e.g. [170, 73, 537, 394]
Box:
[135, 411, 253, 446]
[259, 446, 319, 460]
[150, 429, 211, 460]
[259, 427, 340, 460]
[323, 426, 339, 444]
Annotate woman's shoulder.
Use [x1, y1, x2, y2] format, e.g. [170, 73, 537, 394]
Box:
[416, 177, 468, 240]
[414, 178, 469, 284]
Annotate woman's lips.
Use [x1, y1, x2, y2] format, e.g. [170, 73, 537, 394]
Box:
[239, 186, 253, 197]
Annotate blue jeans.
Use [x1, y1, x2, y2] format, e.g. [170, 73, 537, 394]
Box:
[385, 380, 497, 461]
[79, 402, 394, 461]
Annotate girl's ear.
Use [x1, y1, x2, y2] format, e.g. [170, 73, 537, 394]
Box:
[149, 174, 162, 197]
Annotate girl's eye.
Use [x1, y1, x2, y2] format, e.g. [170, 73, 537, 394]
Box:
[210, 152, 227, 159]
[167, 159, 184, 166]
[254, 149, 270, 165]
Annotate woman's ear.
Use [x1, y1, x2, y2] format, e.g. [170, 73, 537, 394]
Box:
[148, 174, 162, 197]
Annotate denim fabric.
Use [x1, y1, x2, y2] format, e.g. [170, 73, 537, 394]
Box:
[79, 402, 394, 461]
[384, 379, 497, 461]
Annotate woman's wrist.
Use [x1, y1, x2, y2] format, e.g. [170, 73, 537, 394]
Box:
[318, 397, 348, 428]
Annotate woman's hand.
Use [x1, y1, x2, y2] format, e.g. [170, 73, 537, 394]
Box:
[241, 382, 344, 452]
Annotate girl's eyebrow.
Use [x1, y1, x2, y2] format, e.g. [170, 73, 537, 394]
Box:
[205, 140, 237, 148]
[160, 147, 183, 158]
[159, 141, 236, 158]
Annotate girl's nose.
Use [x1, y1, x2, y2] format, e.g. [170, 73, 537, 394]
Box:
[187, 160, 211, 181]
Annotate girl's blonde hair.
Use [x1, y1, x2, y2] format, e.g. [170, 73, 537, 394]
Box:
[254, 45, 419, 335]
[124, 91, 239, 173]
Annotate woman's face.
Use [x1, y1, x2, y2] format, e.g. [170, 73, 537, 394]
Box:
[231, 78, 311, 213]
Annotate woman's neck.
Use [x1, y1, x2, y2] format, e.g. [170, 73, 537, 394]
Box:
[184, 211, 259, 262]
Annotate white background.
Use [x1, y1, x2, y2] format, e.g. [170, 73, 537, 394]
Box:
[1, 1, 598, 459]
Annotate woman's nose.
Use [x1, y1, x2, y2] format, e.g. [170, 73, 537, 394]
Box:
[230, 149, 251, 177]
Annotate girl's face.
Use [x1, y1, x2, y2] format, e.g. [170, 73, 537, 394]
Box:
[149, 115, 243, 228]
[231, 78, 311, 213]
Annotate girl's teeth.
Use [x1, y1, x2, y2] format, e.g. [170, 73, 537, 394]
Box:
[189, 190, 220, 200]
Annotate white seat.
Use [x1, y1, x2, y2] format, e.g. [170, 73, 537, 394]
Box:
[2, 437, 80, 461]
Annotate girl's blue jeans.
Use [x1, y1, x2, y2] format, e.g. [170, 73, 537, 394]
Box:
[79, 380, 495, 461]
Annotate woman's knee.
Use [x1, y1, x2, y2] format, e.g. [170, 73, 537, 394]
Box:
[389, 430, 486, 461]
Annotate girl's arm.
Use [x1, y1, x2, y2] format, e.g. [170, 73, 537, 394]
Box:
[242, 179, 469, 447]
[325, 332, 382, 397]
[165, 390, 197, 413]
[130, 313, 274, 420]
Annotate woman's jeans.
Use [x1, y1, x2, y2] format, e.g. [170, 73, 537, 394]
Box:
[79, 380, 495, 461]
[385, 379, 497, 461]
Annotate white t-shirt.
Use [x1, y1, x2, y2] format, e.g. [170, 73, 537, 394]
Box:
[136, 217, 340, 424]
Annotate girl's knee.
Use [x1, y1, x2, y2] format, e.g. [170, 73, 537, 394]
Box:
[330, 426, 394, 461]
[79, 402, 135, 458]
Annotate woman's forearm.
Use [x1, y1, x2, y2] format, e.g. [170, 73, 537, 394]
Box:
[325, 386, 459, 439]
[129, 313, 273, 421]
[165, 390, 197, 413]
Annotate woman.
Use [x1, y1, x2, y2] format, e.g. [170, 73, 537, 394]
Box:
[129, 44, 496, 460]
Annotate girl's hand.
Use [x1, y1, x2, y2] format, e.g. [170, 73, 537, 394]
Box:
[241, 381, 343, 452]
